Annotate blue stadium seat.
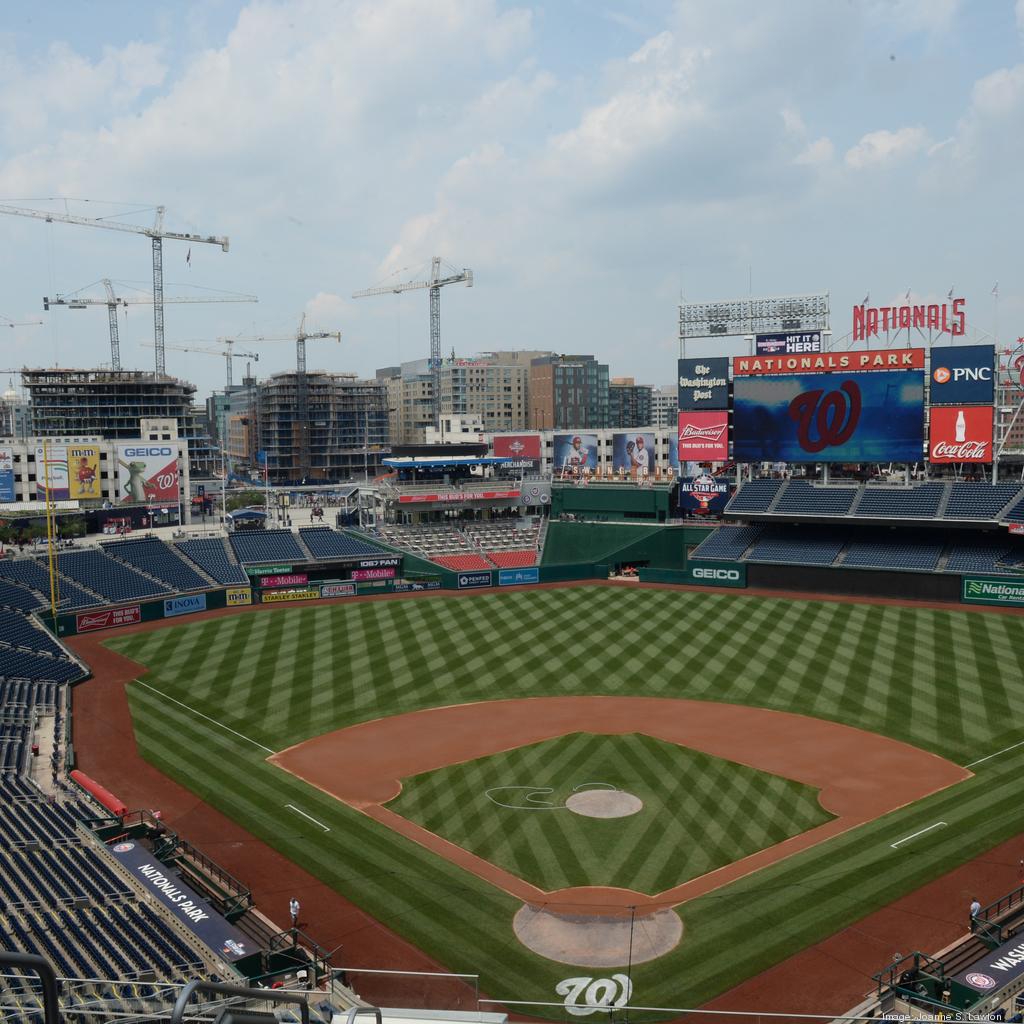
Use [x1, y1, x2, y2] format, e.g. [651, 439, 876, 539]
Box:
[773, 481, 859, 516]
[690, 525, 763, 561]
[944, 483, 1023, 520]
[746, 528, 847, 566]
[298, 527, 390, 560]
[842, 537, 944, 572]
[53, 551, 171, 604]
[175, 539, 248, 584]
[855, 483, 945, 519]
[0, 560, 100, 610]
[724, 479, 784, 513]
[102, 538, 210, 591]
[229, 529, 306, 565]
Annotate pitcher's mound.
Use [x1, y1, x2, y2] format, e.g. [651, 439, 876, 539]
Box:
[565, 789, 643, 818]
[513, 904, 682, 967]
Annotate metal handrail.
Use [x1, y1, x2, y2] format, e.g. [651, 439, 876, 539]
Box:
[170, 979, 309, 1024]
[0, 951, 60, 1024]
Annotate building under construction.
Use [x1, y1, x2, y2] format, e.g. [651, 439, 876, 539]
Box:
[257, 370, 389, 485]
[20, 368, 218, 475]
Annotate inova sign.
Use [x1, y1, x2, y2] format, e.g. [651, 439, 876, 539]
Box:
[685, 561, 746, 588]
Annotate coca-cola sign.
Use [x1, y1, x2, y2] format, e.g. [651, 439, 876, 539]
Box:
[929, 406, 993, 464]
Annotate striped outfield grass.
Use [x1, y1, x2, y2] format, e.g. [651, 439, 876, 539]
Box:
[110, 588, 1024, 1012]
[387, 732, 833, 894]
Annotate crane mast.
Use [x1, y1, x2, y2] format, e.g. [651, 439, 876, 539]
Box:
[353, 256, 472, 428]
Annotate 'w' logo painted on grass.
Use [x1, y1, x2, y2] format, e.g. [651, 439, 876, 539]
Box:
[556, 975, 632, 1016]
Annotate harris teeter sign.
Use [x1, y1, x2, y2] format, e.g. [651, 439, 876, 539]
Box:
[961, 576, 1024, 607]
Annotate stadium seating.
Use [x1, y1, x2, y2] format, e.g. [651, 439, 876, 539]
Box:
[846, 482, 946, 519]
[0, 608, 75, 661]
[432, 553, 493, 571]
[724, 478, 784, 513]
[298, 527, 389, 559]
[842, 536, 945, 572]
[944, 542, 1020, 575]
[0, 559, 100, 610]
[1002, 493, 1024, 523]
[746, 528, 848, 566]
[943, 482, 1023, 520]
[175, 538, 249, 584]
[690, 524, 763, 561]
[102, 538, 210, 591]
[0, 578, 44, 612]
[773, 481, 859, 516]
[53, 550, 171, 604]
[488, 550, 538, 568]
[229, 529, 307, 565]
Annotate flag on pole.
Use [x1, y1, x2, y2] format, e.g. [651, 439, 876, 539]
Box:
[992, 282, 999, 297]
[905, 288, 911, 301]
[861, 292, 870, 306]
[947, 286, 954, 300]
[186, 248, 191, 267]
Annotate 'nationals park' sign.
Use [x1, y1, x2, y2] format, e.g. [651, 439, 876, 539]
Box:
[733, 348, 925, 376]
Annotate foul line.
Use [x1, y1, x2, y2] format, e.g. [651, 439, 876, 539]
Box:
[134, 680, 274, 755]
[891, 821, 947, 849]
[966, 738, 1024, 769]
[285, 804, 330, 832]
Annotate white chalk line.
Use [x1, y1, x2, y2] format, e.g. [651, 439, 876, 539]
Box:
[484, 782, 618, 811]
[891, 821, 947, 849]
[134, 679, 274, 755]
[966, 738, 1024, 769]
[285, 804, 330, 832]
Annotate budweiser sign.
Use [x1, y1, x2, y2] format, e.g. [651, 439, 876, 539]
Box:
[678, 411, 729, 460]
[680, 423, 726, 441]
[76, 606, 142, 633]
[928, 406, 992, 464]
[853, 298, 965, 342]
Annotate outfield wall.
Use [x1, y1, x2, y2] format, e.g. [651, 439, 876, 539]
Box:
[746, 563, 962, 602]
[550, 483, 674, 521]
[542, 521, 710, 570]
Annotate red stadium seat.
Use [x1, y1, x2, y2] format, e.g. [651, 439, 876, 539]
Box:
[487, 550, 537, 569]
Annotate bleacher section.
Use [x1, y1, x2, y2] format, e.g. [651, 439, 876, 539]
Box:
[298, 527, 387, 560]
[746, 528, 849, 566]
[0, 559, 100, 610]
[0, 610, 84, 686]
[690, 524, 763, 561]
[842, 536, 945, 572]
[377, 520, 540, 570]
[54, 550, 171, 604]
[176, 538, 248, 584]
[229, 529, 307, 565]
[102, 538, 210, 592]
[0, 578, 44, 612]
[433, 553, 494, 571]
[725, 478, 1024, 523]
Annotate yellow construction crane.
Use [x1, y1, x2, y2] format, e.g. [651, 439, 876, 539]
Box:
[44, 278, 257, 372]
[0, 200, 229, 376]
[352, 256, 472, 426]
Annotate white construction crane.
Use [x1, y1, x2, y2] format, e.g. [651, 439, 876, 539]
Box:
[44, 279, 257, 372]
[0, 201, 229, 376]
[1, 315, 43, 329]
[352, 256, 472, 427]
[141, 341, 260, 389]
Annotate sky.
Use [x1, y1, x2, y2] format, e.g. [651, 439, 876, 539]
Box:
[0, 0, 1022, 401]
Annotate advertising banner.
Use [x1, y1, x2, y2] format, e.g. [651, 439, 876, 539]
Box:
[36, 445, 69, 500]
[163, 594, 207, 618]
[106, 840, 253, 962]
[667, 430, 679, 470]
[683, 561, 747, 587]
[67, 445, 101, 500]
[260, 573, 308, 588]
[952, 932, 1024, 993]
[356, 556, 402, 570]
[321, 582, 357, 598]
[398, 490, 520, 504]
[961, 576, 1024, 608]
[493, 434, 542, 460]
[0, 447, 14, 502]
[246, 565, 293, 576]
[678, 411, 729, 461]
[677, 358, 730, 411]
[755, 332, 823, 355]
[352, 567, 396, 581]
[854, 298, 965, 342]
[929, 345, 995, 405]
[678, 475, 732, 515]
[456, 570, 492, 590]
[498, 567, 540, 586]
[733, 348, 925, 376]
[611, 432, 655, 477]
[928, 406, 993, 463]
[1009, 524, 1024, 536]
[260, 588, 320, 604]
[553, 433, 598, 475]
[733, 370, 924, 463]
[225, 587, 252, 606]
[116, 443, 179, 504]
[76, 606, 142, 632]
[393, 579, 442, 592]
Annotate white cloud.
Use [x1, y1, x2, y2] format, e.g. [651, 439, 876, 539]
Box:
[844, 126, 929, 168]
[304, 292, 350, 329]
[796, 137, 835, 165]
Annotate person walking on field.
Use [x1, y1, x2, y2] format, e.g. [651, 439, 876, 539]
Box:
[970, 897, 981, 930]
[290, 897, 300, 929]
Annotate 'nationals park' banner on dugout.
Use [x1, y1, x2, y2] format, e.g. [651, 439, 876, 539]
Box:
[733, 348, 925, 376]
[733, 369, 924, 463]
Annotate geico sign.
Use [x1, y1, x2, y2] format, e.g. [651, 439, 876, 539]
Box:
[692, 568, 740, 580]
[122, 447, 174, 457]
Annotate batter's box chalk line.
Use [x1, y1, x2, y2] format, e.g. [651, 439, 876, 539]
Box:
[485, 782, 618, 810]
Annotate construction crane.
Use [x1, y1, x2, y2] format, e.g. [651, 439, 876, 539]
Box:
[141, 341, 260, 389]
[352, 256, 472, 427]
[1, 315, 43, 329]
[222, 316, 342, 481]
[44, 278, 257, 372]
[0, 201, 229, 376]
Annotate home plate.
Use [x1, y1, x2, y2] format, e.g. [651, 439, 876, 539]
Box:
[565, 790, 643, 819]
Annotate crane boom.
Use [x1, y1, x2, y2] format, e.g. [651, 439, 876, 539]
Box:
[141, 341, 259, 389]
[0, 201, 230, 377]
[352, 256, 472, 427]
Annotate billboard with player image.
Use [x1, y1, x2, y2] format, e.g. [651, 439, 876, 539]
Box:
[611, 432, 655, 479]
[553, 433, 598, 477]
[0, 447, 14, 502]
[733, 369, 924, 463]
[116, 443, 180, 504]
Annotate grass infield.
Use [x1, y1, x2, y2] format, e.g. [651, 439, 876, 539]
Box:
[109, 587, 1024, 1013]
[387, 732, 833, 894]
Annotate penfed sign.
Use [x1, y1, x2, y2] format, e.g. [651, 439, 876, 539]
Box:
[962, 576, 1024, 608]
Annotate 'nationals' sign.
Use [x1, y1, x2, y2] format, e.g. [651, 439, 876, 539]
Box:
[853, 298, 965, 342]
[734, 348, 925, 376]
